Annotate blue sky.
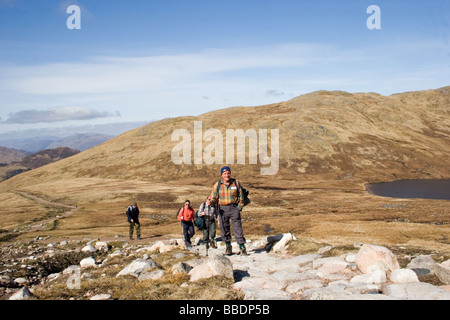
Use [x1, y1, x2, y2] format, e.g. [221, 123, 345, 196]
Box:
[0, 0, 448, 136]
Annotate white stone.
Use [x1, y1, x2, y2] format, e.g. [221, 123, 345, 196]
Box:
[354, 244, 400, 274]
[81, 244, 97, 252]
[189, 256, 233, 281]
[116, 258, 158, 278]
[14, 277, 28, 285]
[109, 249, 125, 258]
[407, 255, 436, 271]
[90, 294, 112, 300]
[389, 269, 419, 284]
[434, 261, 450, 285]
[9, 286, 34, 300]
[95, 241, 109, 251]
[272, 233, 295, 252]
[80, 256, 97, 269]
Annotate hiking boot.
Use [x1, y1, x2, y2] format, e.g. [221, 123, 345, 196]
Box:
[210, 241, 217, 249]
[225, 244, 232, 256]
[239, 245, 248, 256]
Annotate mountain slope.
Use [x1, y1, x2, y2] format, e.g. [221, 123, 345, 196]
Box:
[1, 86, 449, 191]
[46, 133, 113, 151]
[0, 147, 80, 182]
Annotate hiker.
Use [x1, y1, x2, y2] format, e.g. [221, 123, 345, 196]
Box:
[126, 201, 141, 240]
[177, 200, 196, 248]
[198, 196, 217, 249]
[209, 166, 248, 256]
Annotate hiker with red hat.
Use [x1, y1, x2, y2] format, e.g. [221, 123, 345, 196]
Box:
[209, 166, 248, 256]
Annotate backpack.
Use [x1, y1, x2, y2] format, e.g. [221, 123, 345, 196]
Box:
[194, 210, 205, 230]
[216, 179, 251, 207]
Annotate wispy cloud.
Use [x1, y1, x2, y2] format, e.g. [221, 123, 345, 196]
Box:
[5, 106, 118, 124]
[0, 43, 336, 96]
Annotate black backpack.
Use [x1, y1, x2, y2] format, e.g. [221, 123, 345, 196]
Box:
[194, 210, 205, 230]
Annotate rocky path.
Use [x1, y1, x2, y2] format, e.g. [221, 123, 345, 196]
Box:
[195, 237, 450, 300]
[15, 191, 78, 232]
[4, 233, 450, 300]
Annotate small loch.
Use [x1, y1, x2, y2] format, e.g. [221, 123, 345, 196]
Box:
[366, 179, 450, 200]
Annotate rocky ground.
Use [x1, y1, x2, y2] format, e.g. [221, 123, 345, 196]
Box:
[1, 233, 449, 300]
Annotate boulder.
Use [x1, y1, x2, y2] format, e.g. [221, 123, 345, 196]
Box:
[138, 270, 165, 282]
[172, 262, 193, 275]
[189, 256, 233, 282]
[81, 244, 97, 253]
[354, 244, 400, 274]
[389, 269, 419, 284]
[80, 256, 97, 269]
[407, 255, 436, 276]
[434, 260, 450, 285]
[116, 258, 159, 278]
[9, 286, 34, 300]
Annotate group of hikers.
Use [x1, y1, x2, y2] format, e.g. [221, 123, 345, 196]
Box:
[126, 166, 249, 256]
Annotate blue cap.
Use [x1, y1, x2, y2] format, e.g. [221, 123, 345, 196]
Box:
[220, 166, 231, 174]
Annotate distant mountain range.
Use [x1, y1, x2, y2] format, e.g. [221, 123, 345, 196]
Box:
[0, 147, 80, 181]
[0, 146, 28, 164]
[0, 133, 113, 153]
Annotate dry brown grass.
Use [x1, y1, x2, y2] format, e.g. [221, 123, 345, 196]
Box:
[30, 246, 243, 301]
[0, 176, 447, 256]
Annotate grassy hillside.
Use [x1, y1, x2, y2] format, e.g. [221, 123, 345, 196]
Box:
[0, 87, 448, 252]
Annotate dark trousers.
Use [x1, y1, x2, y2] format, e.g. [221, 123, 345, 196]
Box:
[181, 220, 195, 247]
[203, 219, 216, 243]
[218, 205, 246, 245]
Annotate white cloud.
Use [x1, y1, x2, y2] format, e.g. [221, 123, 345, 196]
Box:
[0, 43, 335, 96]
[5, 106, 118, 124]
